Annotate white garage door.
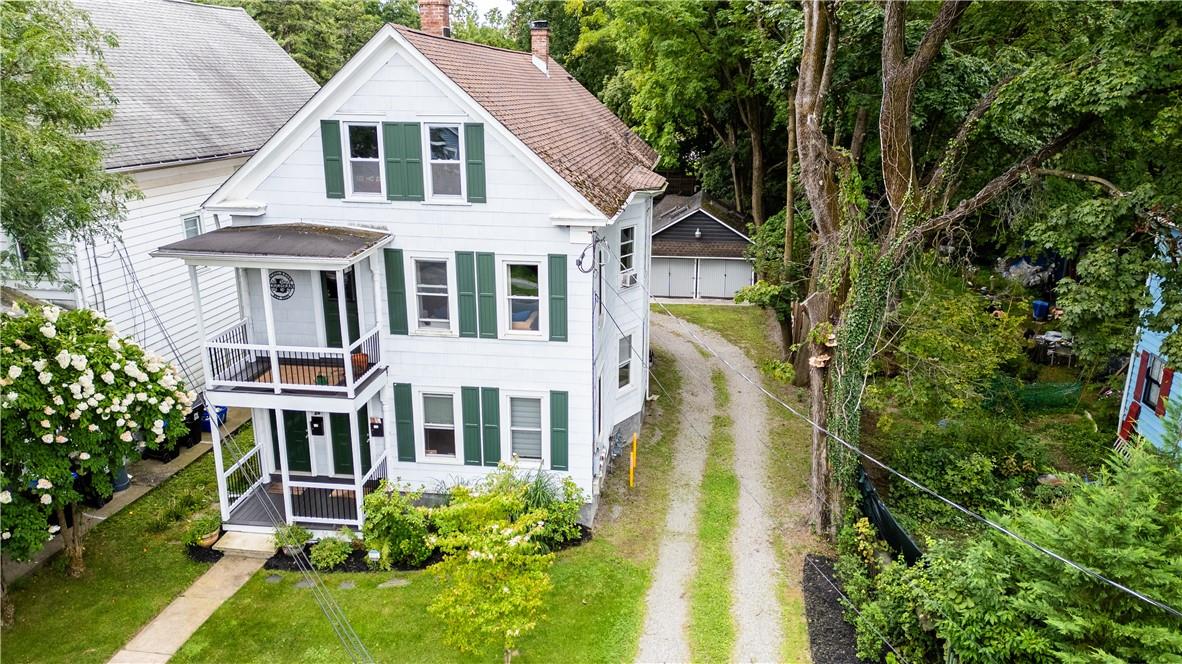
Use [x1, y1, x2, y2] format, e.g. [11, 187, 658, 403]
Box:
[696, 259, 753, 299]
[652, 258, 697, 298]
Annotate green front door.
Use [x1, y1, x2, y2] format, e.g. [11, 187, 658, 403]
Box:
[330, 412, 353, 475]
[269, 410, 311, 473]
[321, 268, 361, 348]
[329, 406, 371, 476]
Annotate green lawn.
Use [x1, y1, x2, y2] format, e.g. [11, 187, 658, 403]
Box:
[688, 370, 739, 662]
[1, 454, 220, 664]
[173, 348, 687, 663]
[658, 302, 817, 661]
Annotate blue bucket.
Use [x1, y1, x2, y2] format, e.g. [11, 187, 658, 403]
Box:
[201, 405, 229, 432]
[1032, 299, 1050, 321]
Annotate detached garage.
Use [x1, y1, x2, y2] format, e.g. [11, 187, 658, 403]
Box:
[651, 192, 754, 300]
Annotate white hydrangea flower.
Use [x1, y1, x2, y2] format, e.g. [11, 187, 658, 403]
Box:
[160, 402, 172, 414]
[136, 392, 147, 402]
[41, 433, 53, 443]
[101, 371, 115, 384]
[107, 338, 120, 351]
[40, 494, 52, 505]
[53, 394, 64, 406]
[39, 419, 51, 428]
[14, 339, 30, 350]
[55, 350, 71, 368]
[55, 435, 67, 443]
[1, 532, 9, 540]
[32, 359, 46, 371]
[42, 305, 60, 323]
[79, 452, 91, 460]
[0, 491, 11, 504]
[88, 423, 99, 432]
[120, 431, 133, 442]
[43, 406, 55, 415]
[36, 478, 52, 489]
[6, 365, 21, 379]
[5, 392, 17, 402]
[116, 418, 125, 426]
[39, 323, 57, 338]
[71, 355, 87, 370]
[69, 410, 81, 419]
[38, 371, 52, 385]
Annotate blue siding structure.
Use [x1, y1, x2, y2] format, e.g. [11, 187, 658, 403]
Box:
[1117, 273, 1176, 448]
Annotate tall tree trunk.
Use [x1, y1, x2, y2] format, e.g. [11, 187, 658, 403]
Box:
[726, 124, 743, 214]
[850, 107, 869, 165]
[749, 112, 766, 229]
[58, 504, 85, 577]
[801, 289, 835, 535]
[1, 578, 13, 626]
[784, 88, 798, 268]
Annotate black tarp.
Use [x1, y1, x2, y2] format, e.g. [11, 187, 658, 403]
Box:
[856, 465, 923, 564]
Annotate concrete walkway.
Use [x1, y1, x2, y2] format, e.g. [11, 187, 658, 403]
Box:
[108, 554, 264, 663]
[1, 407, 251, 584]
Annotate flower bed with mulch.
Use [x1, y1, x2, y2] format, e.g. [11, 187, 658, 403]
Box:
[802, 554, 874, 664]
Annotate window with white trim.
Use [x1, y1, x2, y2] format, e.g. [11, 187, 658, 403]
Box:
[345, 123, 382, 196]
[1142, 354, 1165, 408]
[509, 396, 543, 461]
[618, 334, 633, 388]
[507, 262, 541, 332]
[619, 227, 635, 272]
[427, 124, 462, 198]
[182, 214, 201, 239]
[422, 393, 456, 457]
[413, 259, 450, 331]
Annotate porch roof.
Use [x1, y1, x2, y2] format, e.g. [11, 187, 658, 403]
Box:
[153, 223, 392, 267]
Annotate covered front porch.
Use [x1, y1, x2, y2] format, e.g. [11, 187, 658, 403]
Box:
[217, 401, 392, 531]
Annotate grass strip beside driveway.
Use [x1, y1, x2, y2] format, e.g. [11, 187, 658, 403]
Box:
[688, 370, 739, 662]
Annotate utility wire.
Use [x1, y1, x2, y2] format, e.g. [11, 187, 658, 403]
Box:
[598, 241, 1182, 619]
[109, 244, 376, 661]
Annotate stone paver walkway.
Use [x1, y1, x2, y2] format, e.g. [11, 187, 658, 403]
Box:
[108, 554, 264, 664]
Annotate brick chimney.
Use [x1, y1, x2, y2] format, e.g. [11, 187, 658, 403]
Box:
[530, 20, 549, 72]
[420, 0, 451, 37]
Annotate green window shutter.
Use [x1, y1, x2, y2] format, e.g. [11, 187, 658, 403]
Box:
[384, 249, 408, 335]
[476, 252, 497, 339]
[393, 383, 415, 462]
[456, 251, 478, 338]
[480, 387, 500, 466]
[550, 391, 568, 471]
[320, 120, 345, 199]
[383, 123, 425, 202]
[461, 386, 482, 465]
[464, 123, 486, 203]
[548, 254, 567, 342]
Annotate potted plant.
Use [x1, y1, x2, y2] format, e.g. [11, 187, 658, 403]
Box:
[351, 351, 369, 374]
[274, 523, 312, 557]
[186, 513, 222, 548]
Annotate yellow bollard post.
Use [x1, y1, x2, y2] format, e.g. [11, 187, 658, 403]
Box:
[629, 432, 638, 488]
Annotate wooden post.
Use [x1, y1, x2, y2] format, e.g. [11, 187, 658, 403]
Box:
[348, 405, 365, 527]
[629, 432, 637, 488]
[259, 269, 281, 393]
[274, 409, 294, 525]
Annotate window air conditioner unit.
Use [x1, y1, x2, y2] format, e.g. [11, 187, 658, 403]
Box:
[620, 270, 639, 288]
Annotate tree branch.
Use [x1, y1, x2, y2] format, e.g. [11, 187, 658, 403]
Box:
[1031, 168, 1124, 197]
[817, 3, 839, 110]
[905, 0, 972, 83]
[924, 73, 1017, 197]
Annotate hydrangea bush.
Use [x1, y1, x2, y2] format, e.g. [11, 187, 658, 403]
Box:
[0, 304, 193, 575]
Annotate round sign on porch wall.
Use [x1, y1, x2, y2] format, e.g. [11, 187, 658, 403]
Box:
[269, 270, 295, 300]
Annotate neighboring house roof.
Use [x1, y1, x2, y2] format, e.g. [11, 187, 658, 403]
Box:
[393, 25, 665, 217]
[652, 192, 751, 259]
[653, 191, 749, 236]
[79, 0, 319, 171]
[154, 223, 390, 261]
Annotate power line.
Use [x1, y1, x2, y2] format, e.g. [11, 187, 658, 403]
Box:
[598, 240, 1182, 619]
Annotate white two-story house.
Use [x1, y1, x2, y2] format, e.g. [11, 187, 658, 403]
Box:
[154, 7, 664, 533]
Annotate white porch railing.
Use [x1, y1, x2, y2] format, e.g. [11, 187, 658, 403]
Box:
[225, 445, 265, 513]
[206, 318, 383, 396]
[360, 456, 389, 496]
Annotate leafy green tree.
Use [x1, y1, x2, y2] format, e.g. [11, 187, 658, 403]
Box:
[428, 512, 554, 664]
[0, 305, 194, 576]
[0, 0, 138, 281]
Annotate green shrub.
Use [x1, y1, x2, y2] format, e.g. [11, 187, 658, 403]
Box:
[361, 482, 432, 568]
[273, 523, 312, 551]
[309, 536, 352, 570]
[433, 464, 584, 549]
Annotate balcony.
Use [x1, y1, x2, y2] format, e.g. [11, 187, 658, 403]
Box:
[206, 318, 383, 397]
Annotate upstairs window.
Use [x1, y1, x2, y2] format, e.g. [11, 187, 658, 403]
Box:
[427, 124, 462, 198]
[182, 214, 201, 239]
[618, 334, 633, 388]
[507, 263, 541, 332]
[346, 123, 382, 196]
[414, 259, 450, 332]
[619, 227, 635, 272]
[1142, 354, 1165, 408]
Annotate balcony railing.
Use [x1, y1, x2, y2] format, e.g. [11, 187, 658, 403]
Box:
[206, 318, 383, 396]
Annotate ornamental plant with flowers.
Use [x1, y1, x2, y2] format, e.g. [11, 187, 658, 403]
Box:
[0, 304, 192, 577]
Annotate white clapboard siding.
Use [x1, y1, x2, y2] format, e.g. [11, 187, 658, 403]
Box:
[228, 47, 652, 499]
[76, 158, 245, 389]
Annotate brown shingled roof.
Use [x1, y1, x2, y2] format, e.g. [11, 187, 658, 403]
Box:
[652, 238, 750, 259]
[394, 25, 664, 217]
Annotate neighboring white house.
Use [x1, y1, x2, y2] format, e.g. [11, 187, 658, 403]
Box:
[153, 8, 665, 533]
[0, 0, 318, 389]
[651, 191, 754, 300]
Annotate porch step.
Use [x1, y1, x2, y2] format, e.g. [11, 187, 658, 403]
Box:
[213, 531, 276, 559]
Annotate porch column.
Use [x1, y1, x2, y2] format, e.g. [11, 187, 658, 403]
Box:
[235, 268, 250, 322]
[208, 397, 230, 521]
[188, 265, 212, 391]
[369, 252, 383, 336]
[381, 380, 396, 470]
[274, 409, 294, 525]
[349, 407, 365, 526]
[259, 269, 281, 393]
[336, 269, 355, 396]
